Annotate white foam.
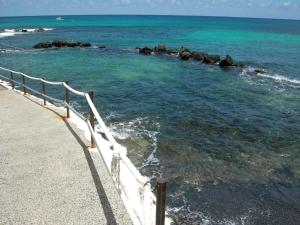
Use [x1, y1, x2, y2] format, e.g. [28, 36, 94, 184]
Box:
[0, 28, 54, 38]
[241, 66, 300, 86]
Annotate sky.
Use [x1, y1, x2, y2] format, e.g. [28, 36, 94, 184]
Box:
[0, 0, 299, 20]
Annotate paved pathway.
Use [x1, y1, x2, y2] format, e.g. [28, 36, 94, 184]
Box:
[0, 85, 132, 225]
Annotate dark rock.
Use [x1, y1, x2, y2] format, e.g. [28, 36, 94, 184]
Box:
[33, 40, 91, 49]
[179, 46, 191, 60]
[191, 51, 208, 61]
[33, 42, 52, 49]
[203, 54, 221, 64]
[166, 49, 178, 55]
[80, 43, 91, 47]
[139, 46, 153, 55]
[36, 28, 45, 32]
[180, 51, 192, 60]
[52, 40, 68, 48]
[98, 45, 106, 49]
[154, 44, 167, 54]
[21, 29, 28, 32]
[254, 69, 266, 74]
[67, 41, 81, 47]
[219, 55, 234, 67]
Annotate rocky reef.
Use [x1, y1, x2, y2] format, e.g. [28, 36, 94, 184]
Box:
[137, 45, 244, 69]
[33, 40, 92, 49]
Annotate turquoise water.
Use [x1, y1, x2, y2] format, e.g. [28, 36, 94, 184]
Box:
[1, 15, 300, 224]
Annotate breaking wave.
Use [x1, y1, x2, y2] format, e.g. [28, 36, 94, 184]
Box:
[240, 66, 300, 86]
[105, 115, 160, 170]
[0, 28, 54, 38]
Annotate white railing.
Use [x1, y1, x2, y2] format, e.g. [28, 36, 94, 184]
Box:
[0, 66, 170, 225]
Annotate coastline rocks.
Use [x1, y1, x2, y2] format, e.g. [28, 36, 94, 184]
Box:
[254, 69, 266, 74]
[179, 47, 191, 60]
[139, 46, 153, 55]
[33, 40, 92, 49]
[219, 55, 234, 67]
[154, 44, 167, 54]
[166, 49, 178, 55]
[33, 42, 52, 49]
[136, 44, 243, 70]
[191, 51, 208, 61]
[203, 54, 221, 64]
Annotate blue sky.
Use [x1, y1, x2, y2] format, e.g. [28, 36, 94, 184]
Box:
[0, 0, 299, 20]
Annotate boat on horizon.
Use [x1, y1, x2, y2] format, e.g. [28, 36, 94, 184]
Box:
[56, 17, 64, 21]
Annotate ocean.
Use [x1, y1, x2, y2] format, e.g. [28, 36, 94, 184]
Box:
[0, 15, 300, 224]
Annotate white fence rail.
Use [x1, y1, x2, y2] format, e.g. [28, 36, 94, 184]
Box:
[0, 66, 170, 225]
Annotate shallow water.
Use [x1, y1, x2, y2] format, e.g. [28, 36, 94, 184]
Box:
[0, 15, 300, 224]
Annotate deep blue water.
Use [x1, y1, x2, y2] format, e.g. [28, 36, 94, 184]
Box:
[1, 15, 300, 224]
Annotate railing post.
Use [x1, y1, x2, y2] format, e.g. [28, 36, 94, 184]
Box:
[88, 91, 96, 148]
[41, 80, 46, 105]
[64, 80, 70, 118]
[156, 177, 167, 225]
[22, 75, 26, 94]
[10, 72, 15, 89]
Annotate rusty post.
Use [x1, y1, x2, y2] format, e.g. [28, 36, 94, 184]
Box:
[89, 91, 96, 148]
[22, 75, 26, 94]
[156, 177, 167, 225]
[10, 72, 15, 89]
[65, 81, 70, 118]
[41, 80, 46, 105]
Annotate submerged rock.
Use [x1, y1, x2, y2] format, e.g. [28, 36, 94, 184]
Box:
[254, 69, 267, 74]
[154, 44, 167, 54]
[33, 40, 92, 49]
[203, 54, 221, 64]
[139, 46, 153, 55]
[98, 45, 106, 49]
[33, 42, 52, 49]
[219, 55, 234, 67]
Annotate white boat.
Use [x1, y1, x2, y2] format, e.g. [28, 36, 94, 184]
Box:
[56, 17, 64, 21]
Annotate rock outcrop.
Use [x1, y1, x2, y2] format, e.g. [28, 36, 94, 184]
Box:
[33, 40, 92, 49]
[219, 55, 234, 67]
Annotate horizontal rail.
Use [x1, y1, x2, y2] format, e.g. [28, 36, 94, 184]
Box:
[0, 66, 169, 225]
[0, 66, 118, 151]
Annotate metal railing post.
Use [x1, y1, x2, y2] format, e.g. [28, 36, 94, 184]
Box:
[156, 177, 167, 225]
[88, 91, 96, 148]
[22, 75, 26, 94]
[41, 80, 46, 105]
[65, 80, 70, 118]
[10, 72, 15, 89]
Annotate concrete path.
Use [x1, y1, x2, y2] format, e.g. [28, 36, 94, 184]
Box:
[0, 85, 132, 225]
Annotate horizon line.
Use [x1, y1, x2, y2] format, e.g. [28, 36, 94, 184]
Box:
[0, 13, 299, 21]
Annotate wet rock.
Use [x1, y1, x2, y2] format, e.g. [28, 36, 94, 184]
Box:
[33, 42, 52, 49]
[80, 42, 91, 47]
[52, 40, 68, 47]
[21, 29, 28, 32]
[166, 48, 178, 55]
[36, 28, 46, 32]
[254, 69, 266, 74]
[139, 46, 153, 55]
[33, 40, 92, 49]
[191, 51, 208, 61]
[98, 45, 106, 49]
[66, 41, 81, 47]
[154, 44, 167, 54]
[179, 47, 191, 60]
[219, 55, 234, 67]
[203, 54, 221, 64]
[180, 51, 192, 60]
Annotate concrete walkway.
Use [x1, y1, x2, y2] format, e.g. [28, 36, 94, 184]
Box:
[0, 85, 132, 225]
